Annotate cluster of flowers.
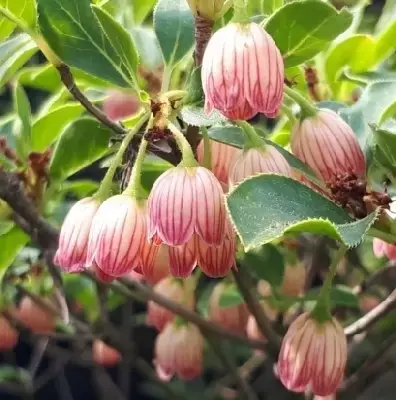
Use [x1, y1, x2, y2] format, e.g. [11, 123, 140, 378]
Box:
[53, 19, 369, 398]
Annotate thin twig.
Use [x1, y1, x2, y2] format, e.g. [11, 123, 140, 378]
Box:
[205, 333, 258, 400]
[340, 332, 396, 397]
[232, 268, 281, 357]
[345, 289, 396, 337]
[28, 337, 49, 377]
[55, 64, 180, 165]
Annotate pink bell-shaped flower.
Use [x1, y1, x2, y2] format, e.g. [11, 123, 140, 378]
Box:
[148, 166, 226, 247]
[372, 238, 396, 260]
[277, 312, 347, 396]
[197, 218, 236, 277]
[87, 195, 147, 277]
[202, 22, 284, 120]
[54, 197, 100, 273]
[141, 243, 170, 284]
[147, 277, 195, 331]
[209, 282, 248, 334]
[196, 139, 240, 188]
[229, 146, 292, 186]
[291, 109, 366, 183]
[155, 321, 204, 381]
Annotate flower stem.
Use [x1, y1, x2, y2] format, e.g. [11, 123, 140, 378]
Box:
[201, 127, 212, 169]
[167, 122, 198, 167]
[311, 244, 348, 322]
[283, 85, 318, 119]
[95, 112, 149, 202]
[124, 139, 149, 199]
[368, 228, 396, 244]
[281, 103, 297, 125]
[123, 115, 154, 199]
[232, 0, 249, 23]
[236, 121, 265, 149]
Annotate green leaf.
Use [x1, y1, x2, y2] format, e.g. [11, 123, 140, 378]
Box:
[142, 156, 172, 192]
[238, 244, 285, 286]
[341, 68, 396, 85]
[0, 226, 29, 283]
[0, 366, 31, 385]
[341, 81, 396, 157]
[371, 124, 396, 169]
[0, 0, 36, 40]
[18, 64, 61, 92]
[50, 118, 112, 181]
[131, 27, 163, 71]
[0, 33, 38, 89]
[265, 0, 352, 68]
[131, 0, 157, 24]
[180, 106, 227, 127]
[37, 0, 139, 87]
[12, 83, 31, 159]
[325, 34, 376, 94]
[305, 285, 359, 309]
[206, 125, 319, 183]
[153, 0, 194, 66]
[184, 67, 204, 106]
[218, 284, 244, 308]
[31, 103, 84, 152]
[59, 180, 99, 198]
[226, 174, 378, 251]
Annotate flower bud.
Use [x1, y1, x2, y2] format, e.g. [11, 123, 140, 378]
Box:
[87, 195, 147, 277]
[209, 282, 248, 334]
[359, 295, 380, 313]
[229, 147, 292, 186]
[147, 277, 195, 331]
[155, 321, 204, 380]
[54, 197, 100, 273]
[92, 340, 121, 367]
[277, 312, 347, 396]
[202, 22, 284, 120]
[280, 262, 306, 298]
[148, 166, 226, 247]
[16, 297, 55, 334]
[0, 315, 19, 350]
[196, 139, 240, 189]
[247, 314, 265, 342]
[186, 0, 226, 20]
[291, 109, 365, 183]
[103, 90, 140, 121]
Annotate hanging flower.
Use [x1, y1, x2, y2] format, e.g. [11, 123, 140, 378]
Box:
[140, 243, 170, 284]
[147, 277, 195, 331]
[209, 282, 248, 334]
[202, 22, 284, 120]
[196, 139, 240, 189]
[291, 109, 365, 183]
[87, 195, 147, 277]
[277, 312, 347, 396]
[54, 197, 100, 273]
[155, 321, 204, 381]
[148, 166, 226, 247]
[372, 238, 396, 260]
[197, 218, 236, 277]
[229, 146, 292, 186]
